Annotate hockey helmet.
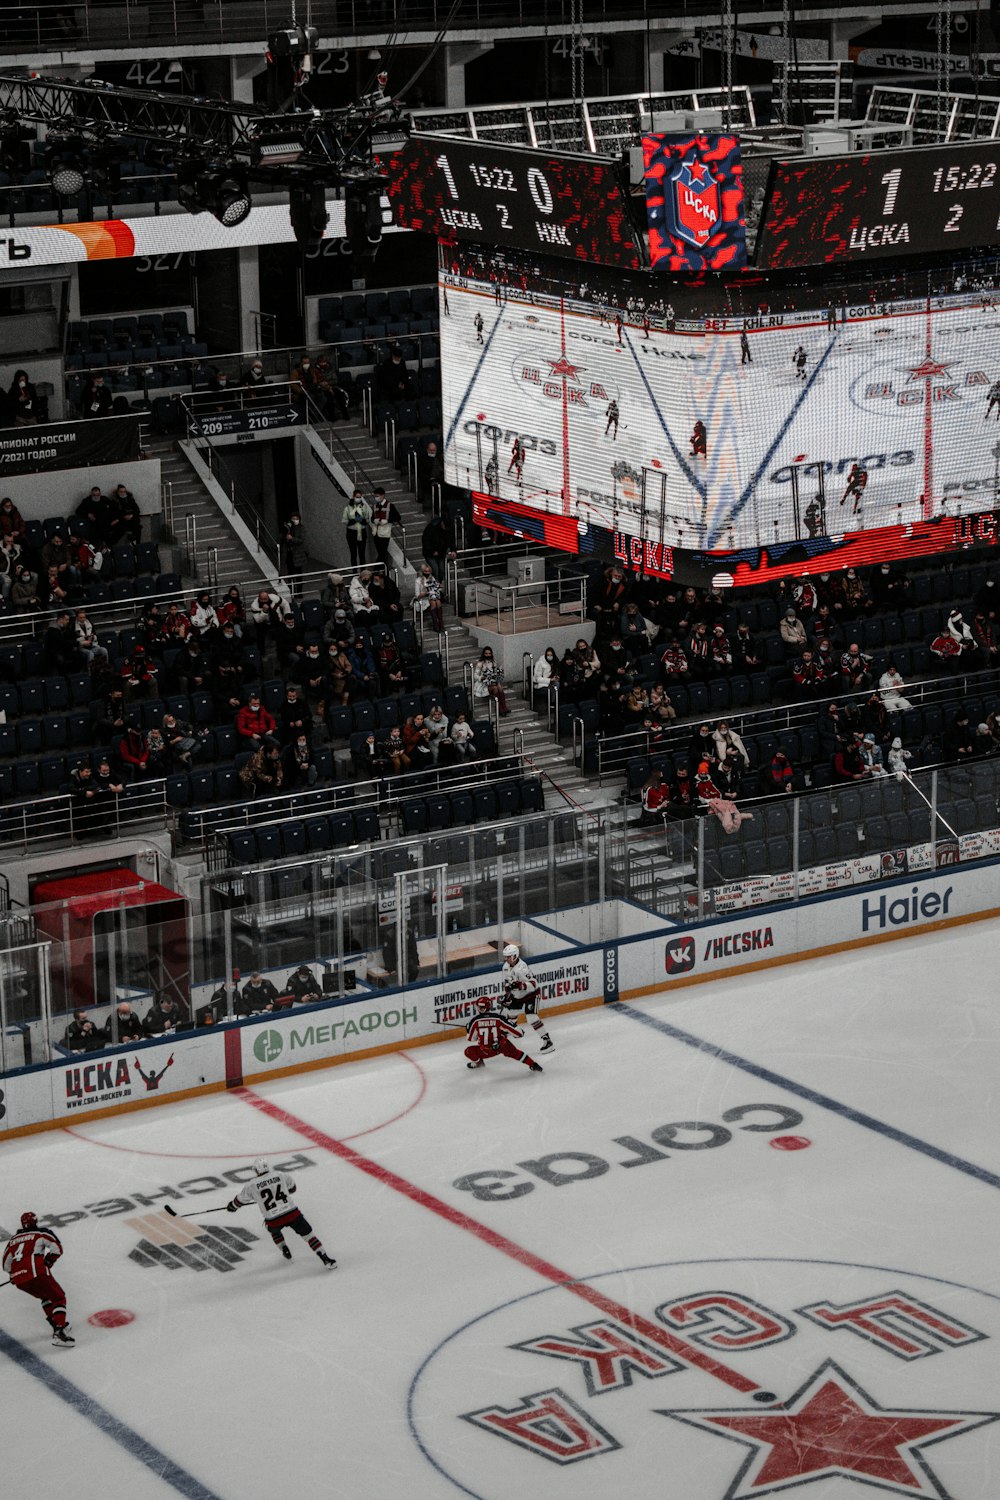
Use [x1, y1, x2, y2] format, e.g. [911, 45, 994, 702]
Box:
[476, 996, 493, 1013]
[20, 1211, 37, 1229]
[252, 1158, 268, 1175]
[502, 943, 519, 961]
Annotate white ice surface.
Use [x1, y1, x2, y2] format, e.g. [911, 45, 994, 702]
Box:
[4, 921, 1000, 1499]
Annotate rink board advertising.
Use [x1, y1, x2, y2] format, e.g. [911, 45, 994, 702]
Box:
[755, 141, 1000, 269]
[385, 134, 643, 270]
[441, 267, 1000, 583]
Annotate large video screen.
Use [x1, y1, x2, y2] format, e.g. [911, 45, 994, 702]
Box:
[440, 265, 1000, 582]
[643, 133, 746, 272]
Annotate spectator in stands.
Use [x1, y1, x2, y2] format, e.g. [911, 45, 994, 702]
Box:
[449, 712, 476, 758]
[639, 768, 670, 824]
[237, 692, 277, 748]
[871, 563, 898, 610]
[986, 711, 1000, 750]
[532, 646, 559, 702]
[417, 440, 444, 505]
[380, 724, 410, 775]
[713, 720, 749, 769]
[374, 343, 414, 403]
[121, 643, 158, 700]
[249, 588, 288, 649]
[8, 369, 39, 425]
[325, 642, 354, 706]
[859, 734, 886, 777]
[688, 722, 718, 770]
[0, 496, 25, 538]
[686, 621, 713, 681]
[422, 514, 453, 584]
[695, 761, 721, 804]
[0, 532, 21, 599]
[342, 490, 372, 567]
[368, 488, 396, 568]
[414, 562, 444, 633]
[322, 572, 351, 620]
[43, 610, 78, 674]
[769, 748, 794, 794]
[237, 972, 279, 1015]
[314, 356, 351, 420]
[241, 357, 270, 401]
[161, 712, 200, 769]
[647, 684, 676, 724]
[115, 727, 152, 782]
[945, 710, 976, 762]
[732, 621, 762, 672]
[841, 568, 872, 617]
[840, 642, 873, 690]
[41, 566, 72, 611]
[792, 577, 818, 615]
[283, 733, 318, 787]
[809, 603, 842, 648]
[82, 371, 112, 418]
[620, 600, 653, 656]
[174, 638, 210, 697]
[282, 966, 323, 1006]
[349, 572, 379, 629]
[878, 661, 913, 714]
[409, 727, 434, 774]
[425, 705, 450, 761]
[624, 682, 649, 723]
[780, 608, 808, 657]
[832, 738, 865, 781]
[888, 737, 912, 778]
[473, 646, 509, 716]
[792, 649, 825, 696]
[10, 565, 40, 612]
[72, 608, 107, 667]
[63, 1010, 103, 1052]
[369, 569, 403, 625]
[716, 749, 745, 800]
[974, 577, 999, 621]
[590, 565, 629, 638]
[670, 763, 695, 815]
[240, 742, 284, 796]
[710, 624, 733, 675]
[558, 648, 584, 704]
[75, 484, 106, 535]
[69, 763, 112, 835]
[347, 636, 379, 700]
[276, 610, 306, 667]
[353, 733, 385, 777]
[185, 591, 217, 639]
[93, 756, 124, 797]
[211, 622, 246, 705]
[41, 531, 78, 584]
[282, 512, 309, 583]
[105, 1002, 144, 1045]
[401, 714, 426, 758]
[218, 586, 246, 633]
[975, 722, 994, 757]
[972, 611, 999, 668]
[207, 369, 237, 409]
[109, 483, 140, 543]
[278, 685, 310, 746]
[154, 600, 189, 649]
[144, 993, 188, 1036]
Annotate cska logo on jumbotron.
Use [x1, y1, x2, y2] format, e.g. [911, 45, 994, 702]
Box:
[413, 1260, 1000, 1498]
[669, 158, 721, 250]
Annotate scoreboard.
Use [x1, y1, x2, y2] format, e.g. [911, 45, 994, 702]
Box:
[755, 140, 1000, 269]
[384, 134, 643, 270]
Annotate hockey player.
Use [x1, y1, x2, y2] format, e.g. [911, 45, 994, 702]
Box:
[793, 345, 808, 380]
[840, 464, 868, 514]
[484, 455, 499, 495]
[227, 1159, 336, 1268]
[985, 379, 1000, 421]
[465, 996, 542, 1073]
[605, 399, 619, 439]
[507, 436, 525, 482]
[473, 311, 484, 345]
[2, 1212, 74, 1346]
[690, 420, 707, 458]
[500, 942, 554, 1052]
[740, 330, 752, 365]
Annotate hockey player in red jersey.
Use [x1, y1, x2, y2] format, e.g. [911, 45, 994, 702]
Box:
[840, 464, 868, 514]
[227, 1159, 336, 1267]
[2, 1212, 74, 1346]
[465, 996, 543, 1073]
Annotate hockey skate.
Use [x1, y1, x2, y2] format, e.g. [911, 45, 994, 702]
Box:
[526, 1059, 544, 1073]
[278, 1243, 292, 1260]
[318, 1253, 337, 1269]
[538, 1035, 554, 1053]
[51, 1326, 75, 1347]
[466, 1059, 484, 1069]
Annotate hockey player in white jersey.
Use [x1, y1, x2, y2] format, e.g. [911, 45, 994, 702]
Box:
[499, 943, 554, 1052]
[227, 1159, 336, 1267]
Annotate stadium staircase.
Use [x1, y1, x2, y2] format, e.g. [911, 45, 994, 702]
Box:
[147, 436, 265, 589]
[319, 414, 610, 810]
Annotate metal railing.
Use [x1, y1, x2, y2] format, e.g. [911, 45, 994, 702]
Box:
[0, 779, 171, 854]
[465, 572, 586, 633]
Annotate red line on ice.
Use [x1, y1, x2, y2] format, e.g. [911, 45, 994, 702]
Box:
[237, 1084, 764, 1397]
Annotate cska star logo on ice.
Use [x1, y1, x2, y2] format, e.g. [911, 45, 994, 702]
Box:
[669, 157, 721, 250]
[413, 1259, 1000, 1499]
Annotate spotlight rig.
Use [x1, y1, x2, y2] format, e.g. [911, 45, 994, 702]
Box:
[0, 71, 411, 252]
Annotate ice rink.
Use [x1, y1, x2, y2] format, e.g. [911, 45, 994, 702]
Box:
[4, 919, 1000, 1500]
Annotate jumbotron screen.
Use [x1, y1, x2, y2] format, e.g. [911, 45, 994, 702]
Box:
[643, 132, 747, 273]
[439, 266, 1000, 585]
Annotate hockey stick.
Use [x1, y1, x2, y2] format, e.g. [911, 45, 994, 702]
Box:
[162, 1204, 231, 1219]
[0, 1278, 10, 1288]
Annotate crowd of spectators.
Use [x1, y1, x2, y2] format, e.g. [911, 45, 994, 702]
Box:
[0, 487, 141, 610]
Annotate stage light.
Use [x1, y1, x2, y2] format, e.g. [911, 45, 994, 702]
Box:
[250, 136, 305, 167]
[371, 122, 410, 154]
[177, 160, 252, 226]
[345, 181, 384, 258]
[46, 136, 86, 197]
[288, 182, 329, 247]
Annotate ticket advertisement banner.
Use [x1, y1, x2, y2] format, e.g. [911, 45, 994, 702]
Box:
[0, 196, 348, 269]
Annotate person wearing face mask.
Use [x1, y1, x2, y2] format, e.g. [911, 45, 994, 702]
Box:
[242, 357, 270, 402]
[82, 371, 112, 419]
[8, 369, 39, 425]
[342, 489, 372, 567]
[290, 353, 333, 418]
[208, 368, 236, 410]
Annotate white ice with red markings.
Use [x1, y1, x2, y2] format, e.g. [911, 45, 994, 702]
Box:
[3, 920, 1000, 1500]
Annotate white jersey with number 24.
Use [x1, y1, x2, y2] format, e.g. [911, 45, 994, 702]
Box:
[236, 1170, 297, 1221]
